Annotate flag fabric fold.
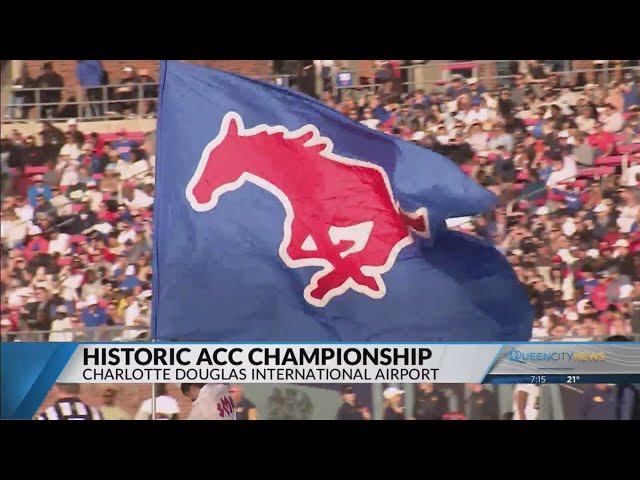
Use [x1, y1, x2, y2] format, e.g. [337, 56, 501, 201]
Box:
[152, 60, 533, 342]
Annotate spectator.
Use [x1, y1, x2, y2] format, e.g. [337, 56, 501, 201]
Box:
[382, 387, 405, 420]
[35, 62, 64, 119]
[76, 61, 104, 118]
[6, 63, 36, 120]
[578, 384, 635, 420]
[66, 119, 86, 146]
[230, 385, 258, 420]
[116, 67, 140, 116]
[601, 103, 625, 133]
[99, 387, 131, 420]
[112, 129, 136, 163]
[413, 383, 447, 420]
[137, 69, 158, 116]
[466, 384, 499, 420]
[512, 384, 540, 420]
[335, 385, 369, 420]
[27, 175, 52, 207]
[135, 383, 180, 420]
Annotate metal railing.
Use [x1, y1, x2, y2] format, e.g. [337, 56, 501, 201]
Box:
[331, 61, 640, 96]
[3, 74, 293, 123]
[1, 325, 150, 342]
[2, 328, 635, 343]
[4, 61, 638, 123]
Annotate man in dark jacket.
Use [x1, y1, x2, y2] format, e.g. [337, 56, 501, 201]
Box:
[12, 64, 37, 120]
[35, 62, 64, 119]
[39, 121, 65, 163]
[76, 60, 104, 117]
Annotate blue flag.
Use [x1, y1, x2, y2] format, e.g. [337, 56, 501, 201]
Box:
[152, 60, 533, 342]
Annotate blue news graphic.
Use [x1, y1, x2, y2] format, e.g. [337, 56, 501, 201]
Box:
[1, 343, 78, 420]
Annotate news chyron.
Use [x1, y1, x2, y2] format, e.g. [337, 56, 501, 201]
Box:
[51, 343, 640, 385]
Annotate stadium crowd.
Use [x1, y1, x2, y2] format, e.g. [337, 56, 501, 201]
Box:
[2, 60, 640, 343]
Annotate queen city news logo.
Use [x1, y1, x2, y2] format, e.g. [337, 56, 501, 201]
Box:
[506, 348, 606, 365]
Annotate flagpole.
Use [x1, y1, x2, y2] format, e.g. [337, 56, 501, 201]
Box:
[151, 333, 157, 420]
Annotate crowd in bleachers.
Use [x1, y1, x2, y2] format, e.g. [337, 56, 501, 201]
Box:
[1, 120, 155, 341]
[2, 60, 640, 341]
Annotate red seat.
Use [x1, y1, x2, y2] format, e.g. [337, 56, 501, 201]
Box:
[578, 166, 616, 177]
[558, 179, 587, 189]
[70, 234, 86, 244]
[548, 191, 565, 201]
[595, 155, 624, 166]
[614, 134, 626, 143]
[618, 144, 640, 154]
[25, 166, 48, 175]
[57, 257, 72, 266]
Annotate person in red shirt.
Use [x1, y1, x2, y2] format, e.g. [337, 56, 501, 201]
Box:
[588, 121, 617, 156]
[590, 277, 610, 312]
[23, 225, 49, 261]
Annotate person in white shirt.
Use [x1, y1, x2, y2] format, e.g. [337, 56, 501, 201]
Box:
[359, 108, 380, 130]
[135, 384, 181, 420]
[48, 231, 70, 256]
[512, 384, 540, 420]
[546, 153, 577, 187]
[600, 103, 625, 133]
[466, 122, 489, 152]
[123, 288, 147, 340]
[49, 305, 74, 342]
[14, 196, 34, 223]
[84, 181, 103, 212]
[59, 135, 82, 160]
[60, 164, 79, 188]
[117, 223, 137, 245]
[125, 186, 154, 210]
[1, 208, 28, 248]
[181, 383, 236, 420]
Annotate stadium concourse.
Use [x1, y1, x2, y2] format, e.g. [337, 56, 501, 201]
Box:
[1, 60, 639, 419]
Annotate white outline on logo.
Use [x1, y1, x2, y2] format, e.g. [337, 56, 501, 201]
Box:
[185, 111, 429, 308]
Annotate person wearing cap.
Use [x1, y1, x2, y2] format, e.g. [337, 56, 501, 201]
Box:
[135, 383, 180, 420]
[81, 294, 107, 328]
[23, 225, 49, 261]
[180, 383, 236, 420]
[335, 385, 370, 420]
[66, 118, 86, 145]
[112, 128, 136, 163]
[382, 387, 405, 420]
[116, 67, 140, 116]
[98, 387, 131, 420]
